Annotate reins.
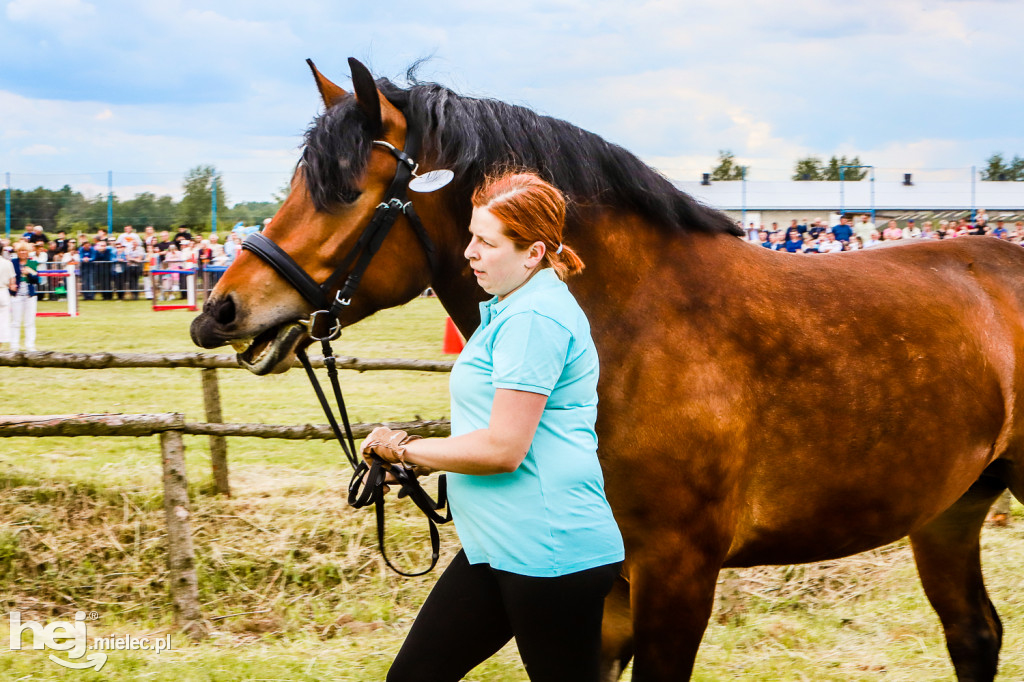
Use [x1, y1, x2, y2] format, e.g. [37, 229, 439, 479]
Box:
[242, 124, 452, 576]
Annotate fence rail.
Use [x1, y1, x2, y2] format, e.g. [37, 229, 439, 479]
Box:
[0, 413, 451, 439]
[0, 350, 454, 372]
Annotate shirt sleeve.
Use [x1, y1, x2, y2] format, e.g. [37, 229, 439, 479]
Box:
[491, 311, 572, 396]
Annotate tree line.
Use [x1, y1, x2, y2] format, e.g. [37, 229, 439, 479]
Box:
[708, 151, 1024, 182]
[2, 165, 282, 234]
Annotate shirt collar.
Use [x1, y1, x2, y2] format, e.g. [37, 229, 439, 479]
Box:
[478, 267, 561, 328]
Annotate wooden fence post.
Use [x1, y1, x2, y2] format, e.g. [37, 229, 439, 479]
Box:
[201, 368, 230, 496]
[160, 428, 208, 640]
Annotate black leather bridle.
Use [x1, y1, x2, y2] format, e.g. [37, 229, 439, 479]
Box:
[241, 125, 451, 576]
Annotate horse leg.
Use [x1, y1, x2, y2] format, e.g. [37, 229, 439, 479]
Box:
[628, 551, 721, 681]
[600, 575, 633, 682]
[986, 490, 1011, 525]
[910, 474, 1007, 682]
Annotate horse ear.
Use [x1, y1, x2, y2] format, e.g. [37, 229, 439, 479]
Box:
[348, 57, 383, 133]
[306, 59, 347, 109]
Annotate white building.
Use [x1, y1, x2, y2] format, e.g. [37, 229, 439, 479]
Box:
[674, 179, 1024, 230]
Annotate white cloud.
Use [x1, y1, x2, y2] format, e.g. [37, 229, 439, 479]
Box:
[19, 143, 62, 155]
[94, 108, 112, 120]
[6, 0, 95, 22]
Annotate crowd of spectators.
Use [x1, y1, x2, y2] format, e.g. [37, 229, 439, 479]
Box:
[0, 222, 255, 300]
[746, 210, 1024, 253]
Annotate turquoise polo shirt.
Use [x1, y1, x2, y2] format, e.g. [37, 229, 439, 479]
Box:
[447, 267, 624, 577]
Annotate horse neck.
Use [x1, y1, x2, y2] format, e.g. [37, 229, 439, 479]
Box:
[430, 209, 740, 341]
[420, 202, 485, 336]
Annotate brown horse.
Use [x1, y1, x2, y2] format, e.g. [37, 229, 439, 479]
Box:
[191, 58, 1024, 681]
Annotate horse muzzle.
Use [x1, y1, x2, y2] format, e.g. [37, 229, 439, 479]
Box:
[190, 294, 308, 375]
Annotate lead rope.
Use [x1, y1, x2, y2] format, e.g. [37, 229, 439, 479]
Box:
[297, 340, 451, 577]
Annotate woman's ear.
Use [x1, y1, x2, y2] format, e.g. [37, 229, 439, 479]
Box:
[527, 241, 546, 267]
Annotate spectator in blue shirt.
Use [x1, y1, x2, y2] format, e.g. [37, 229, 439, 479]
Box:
[78, 240, 97, 300]
[784, 227, 804, 253]
[832, 215, 854, 244]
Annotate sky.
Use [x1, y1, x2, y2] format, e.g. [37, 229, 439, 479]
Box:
[2, 0, 1023, 204]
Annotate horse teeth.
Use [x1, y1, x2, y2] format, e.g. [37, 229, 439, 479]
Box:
[253, 343, 271, 362]
[231, 338, 253, 353]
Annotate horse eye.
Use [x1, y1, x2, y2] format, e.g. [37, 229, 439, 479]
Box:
[339, 190, 362, 204]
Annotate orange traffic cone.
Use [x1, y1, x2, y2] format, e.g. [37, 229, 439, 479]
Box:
[443, 317, 465, 354]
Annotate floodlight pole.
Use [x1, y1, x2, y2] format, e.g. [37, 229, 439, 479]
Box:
[211, 175, 218, 234]
[4, 172, 10, 239]
[740, 166, 747, 234]
[839, 165, 874, 223]
[107, 170, 113, 233]
[970, 165, 976, 222]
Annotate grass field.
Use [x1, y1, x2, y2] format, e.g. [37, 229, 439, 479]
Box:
[1, 297, 1023, 680]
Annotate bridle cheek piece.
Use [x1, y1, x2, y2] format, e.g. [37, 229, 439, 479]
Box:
[240, 126, 451, 576]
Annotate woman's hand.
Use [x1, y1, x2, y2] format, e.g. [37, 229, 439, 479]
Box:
[361, 426, 420, 467]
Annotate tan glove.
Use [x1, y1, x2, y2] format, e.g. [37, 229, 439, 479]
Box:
[361, 426, 422, 467]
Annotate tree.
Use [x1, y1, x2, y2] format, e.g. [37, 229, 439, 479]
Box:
[981, 153, 1024, 181]
[792, 155, 868, 181]
[823, 155, 867, 181]
[117, 192, 177, 229]
[709, 150, 746, 181]
[793, 157, 824, 180]
[224, 201, 281, 227]
[6, 185, 80, 232]
[272, 180, 292, 204]
[177, 165, 227, 230]
[1012, 156, 1024, 181]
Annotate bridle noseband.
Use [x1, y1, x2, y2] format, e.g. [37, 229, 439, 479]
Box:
[240, 125, 451, 576]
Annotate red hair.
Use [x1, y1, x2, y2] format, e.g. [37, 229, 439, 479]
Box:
[471, 171, 584, 280]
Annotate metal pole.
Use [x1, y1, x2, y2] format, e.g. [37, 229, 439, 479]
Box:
[107, 170, 113, 233]
[4, 172, 10, 240]
[970, 165, 977, 222]
[870, 166, 876, 227]
[741, 166, 747, 237]
[839, 167, 845, 217]
[211, 175, 217, 234]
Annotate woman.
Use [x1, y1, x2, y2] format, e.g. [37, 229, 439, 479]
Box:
[10, 241, 39, 351]
[162, 244, 184, 299]
[882, 220, 903, 241]
[362, 172, 624, 682]
[0, 249, 13, 349]
[60, 239, 79, 267]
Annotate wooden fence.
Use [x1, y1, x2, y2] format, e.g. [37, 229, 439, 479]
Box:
[0, 350, 453, 496]
[0, 350, 453, 639]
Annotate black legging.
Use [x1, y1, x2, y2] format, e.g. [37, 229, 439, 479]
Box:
[387, 550, 621, 682]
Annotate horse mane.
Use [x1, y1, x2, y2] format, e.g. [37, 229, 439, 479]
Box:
[302, 78, 742, 238]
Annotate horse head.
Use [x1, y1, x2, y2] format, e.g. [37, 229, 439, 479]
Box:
[190, 58, 474, 374]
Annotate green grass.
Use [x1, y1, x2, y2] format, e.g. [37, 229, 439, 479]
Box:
[2, 297, 1023, 680]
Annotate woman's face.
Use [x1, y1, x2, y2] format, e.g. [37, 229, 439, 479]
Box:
[465, 207, 543, 300]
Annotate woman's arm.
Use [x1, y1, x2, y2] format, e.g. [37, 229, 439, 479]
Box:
[384, 389, 548, 475]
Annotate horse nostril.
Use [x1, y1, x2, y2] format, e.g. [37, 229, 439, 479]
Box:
[213, 295, 237, 326]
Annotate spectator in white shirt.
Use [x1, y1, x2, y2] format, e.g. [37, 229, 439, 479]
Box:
[819, 231, 844, 253]
[0, 254, 14, 349]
